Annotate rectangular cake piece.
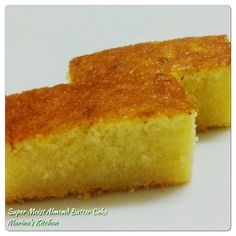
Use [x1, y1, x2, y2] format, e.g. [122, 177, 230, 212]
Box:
[6, 76, 196, 203]
[68, 35, 231, 131]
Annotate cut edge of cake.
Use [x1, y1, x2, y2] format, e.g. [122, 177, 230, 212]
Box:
[6, 113, 197, 203]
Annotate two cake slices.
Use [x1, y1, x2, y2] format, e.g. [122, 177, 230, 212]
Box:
[5, 35, 230, 203]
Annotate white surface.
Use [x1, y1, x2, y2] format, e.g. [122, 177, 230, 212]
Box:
[5, 6, 231, 230]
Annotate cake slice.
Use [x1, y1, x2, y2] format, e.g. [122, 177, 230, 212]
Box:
[68, 35, 231, 131]
[6, 76, 196, 203]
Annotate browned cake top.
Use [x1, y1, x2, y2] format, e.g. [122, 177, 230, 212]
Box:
[69, 35, 230, 83]
[6, 75, 195, 146]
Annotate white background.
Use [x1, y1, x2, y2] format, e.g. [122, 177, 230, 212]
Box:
[5, 5, 230, 94]
[5, 5, 231, 231]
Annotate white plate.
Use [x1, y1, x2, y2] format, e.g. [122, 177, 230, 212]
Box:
[5, 6, 231, 230]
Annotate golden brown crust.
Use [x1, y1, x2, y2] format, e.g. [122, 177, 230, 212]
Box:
[6, 76, 195, 147]
[69, 35, 230, 83]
